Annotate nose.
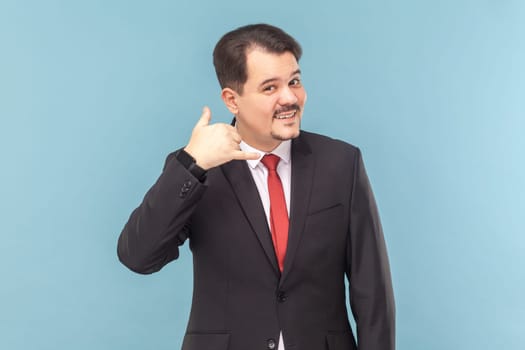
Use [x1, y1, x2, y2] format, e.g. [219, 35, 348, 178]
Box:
[278, 86, 298, 105]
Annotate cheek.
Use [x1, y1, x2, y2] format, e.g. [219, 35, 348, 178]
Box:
[240, 99, 273, 127]
[239, 95, 280, 123]
[298, 89, 307, 105]
[254, 97, 278, 116]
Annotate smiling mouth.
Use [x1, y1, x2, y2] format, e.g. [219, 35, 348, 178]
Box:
[274, 110, 297, 120]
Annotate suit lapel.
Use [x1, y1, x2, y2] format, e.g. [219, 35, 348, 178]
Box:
[221, 159, 280, 274]
[280, 134, 314, 285]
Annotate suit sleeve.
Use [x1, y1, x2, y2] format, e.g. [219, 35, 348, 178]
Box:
[117, 152, 207, 274]
[346, 148, 395, 349]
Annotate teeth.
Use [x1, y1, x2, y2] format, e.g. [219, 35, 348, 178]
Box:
[274, 111, 296, 119]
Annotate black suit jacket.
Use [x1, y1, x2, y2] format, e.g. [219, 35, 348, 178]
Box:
[118, 131, 395, 350]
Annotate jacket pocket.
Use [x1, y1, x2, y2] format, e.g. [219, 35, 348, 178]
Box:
[182, 333, 230, 350]
[307, 202, 343, 217]
[326, 331, 357, 350]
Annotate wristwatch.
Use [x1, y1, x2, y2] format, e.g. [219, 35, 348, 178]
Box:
[176, 149, 207, 181]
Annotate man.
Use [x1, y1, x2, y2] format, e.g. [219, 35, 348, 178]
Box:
[118, 24, 395, 350]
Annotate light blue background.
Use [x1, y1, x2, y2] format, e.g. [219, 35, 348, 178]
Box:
[1, 0, 524, 349]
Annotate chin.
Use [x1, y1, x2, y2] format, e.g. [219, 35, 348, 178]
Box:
[271, 128, 301, 141]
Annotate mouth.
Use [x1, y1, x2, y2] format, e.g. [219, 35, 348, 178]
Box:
[273, 110, 297, 120]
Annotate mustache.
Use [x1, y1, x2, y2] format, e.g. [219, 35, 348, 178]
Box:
[274, 104, 301, 116]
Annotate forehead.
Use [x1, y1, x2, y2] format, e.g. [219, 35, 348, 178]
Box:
[245, 48, 300, 83]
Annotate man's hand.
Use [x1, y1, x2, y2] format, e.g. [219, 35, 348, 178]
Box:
[184, 107, 260, 170]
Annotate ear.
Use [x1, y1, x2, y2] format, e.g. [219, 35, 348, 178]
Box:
[221, 88, 239, 115]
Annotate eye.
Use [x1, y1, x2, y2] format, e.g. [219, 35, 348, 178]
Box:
[289, 78, 301, 86]
[263, 85, 276, 92]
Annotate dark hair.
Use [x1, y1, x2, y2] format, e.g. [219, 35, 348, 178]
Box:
[213, 23, 302, 94]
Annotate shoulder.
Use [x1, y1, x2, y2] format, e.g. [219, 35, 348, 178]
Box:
[297, 130, 361, 157]
[293, 131, 363, 177]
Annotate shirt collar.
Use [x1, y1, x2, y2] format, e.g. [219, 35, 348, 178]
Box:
[240, 140, 292, 169]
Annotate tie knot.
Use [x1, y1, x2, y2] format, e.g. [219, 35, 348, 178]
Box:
[261, 154, 280, 171]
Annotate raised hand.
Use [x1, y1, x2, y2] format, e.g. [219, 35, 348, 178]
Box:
[184, 107, 260, 170]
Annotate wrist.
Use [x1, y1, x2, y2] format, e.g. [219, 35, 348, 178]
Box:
[184, 146, 210, 169]
[177, 149, 207, 181]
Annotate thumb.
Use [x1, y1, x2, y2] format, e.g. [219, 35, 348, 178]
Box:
[195, 106, 211, 128]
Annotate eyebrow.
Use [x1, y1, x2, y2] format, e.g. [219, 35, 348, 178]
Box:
[258, 69, 302, 88]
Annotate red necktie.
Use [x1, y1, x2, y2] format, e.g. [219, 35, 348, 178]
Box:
[261, 154, 289, 272]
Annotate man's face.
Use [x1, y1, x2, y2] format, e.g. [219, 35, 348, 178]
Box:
[231, 48, 307, 152]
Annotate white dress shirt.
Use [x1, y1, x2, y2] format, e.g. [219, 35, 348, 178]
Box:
[239, 140, 291, 350]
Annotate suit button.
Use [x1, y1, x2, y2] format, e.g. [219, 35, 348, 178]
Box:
[267, 338, 276, 350]
[179, 180, 193, 198]
[277, 291, 287, 302]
